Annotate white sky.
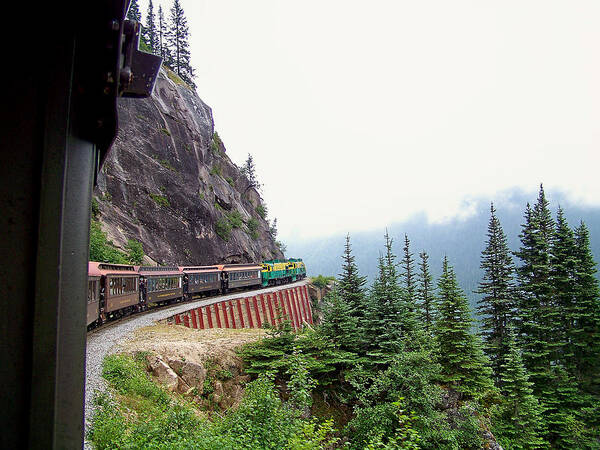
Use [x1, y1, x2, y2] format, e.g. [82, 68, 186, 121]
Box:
[143, 1, 600, 240]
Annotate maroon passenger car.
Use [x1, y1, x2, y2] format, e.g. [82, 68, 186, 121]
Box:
[138, 266, 183, 305]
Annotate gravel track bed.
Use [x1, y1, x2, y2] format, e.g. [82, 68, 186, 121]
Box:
[84, 280, 308, 430]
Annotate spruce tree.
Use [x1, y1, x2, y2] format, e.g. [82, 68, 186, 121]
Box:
[492, 328, 546, 449]
[572, 221, 600, 392]
[241, 153, 262, 192]
[143, 0, 158, 54]
[476, 202, 516, 386]
[338, 234, 368, 320]
[513, 185, 555, 397]
[401, 234, 416, 309]
[435, 256, 493, 398]
[416, 251, 435, 334]
[126, 0, 142, 22]
[166, 0, 195, 87]
[550, 207, 577, 370]
[158, 5, 170, 63]
[365, 232, 407, 362]
[320, 288, 359, 354]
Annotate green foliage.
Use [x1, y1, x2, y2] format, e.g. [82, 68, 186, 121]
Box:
[91, 353, 337, 449]
[286, 350, 318, 412]
[149, 192, 170, 207]
[247, 217, 259, 233]
[311, 275, 335, 289]
[91, 197, 100, 219]
[89, 220, 128, 264]
[227, 210, 243, 229]
[491, 329, 546, 449]
[476, 203, 516, 385]
[215, 217, 232, 241]
[125, 239, 144, 265]
[100, 191, 112, 202]
[210, 132, 223, 155]
[210, 164, 222, 177]
[152, 154, 176, 171]
[416, 251, 436, 335]
[159, 127, 171, 136]
[255, 204, 267, 219]
[276, 240, 287, 254]
[225, 176, 234, 186]
[435, 256, 493, 398]
[247, 217, 259, 240]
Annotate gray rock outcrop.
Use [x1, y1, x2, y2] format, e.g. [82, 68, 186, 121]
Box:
[95, 67, 283, 265]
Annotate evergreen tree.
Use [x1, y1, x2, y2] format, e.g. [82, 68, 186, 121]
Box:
[320, 288, 360, 354]
[513, 185, 555, 396]
[550, 207, 577, 370]
[572, 221, 600, 392]
[416, 251, 435, 334]
[476, 202, 516, 386]
[365, 232, 407, 362]
[241, 153, 262, 192]
[126, 0, 141, 22]
[339, 234, 368, 319]
[401, 234, 416, 308]
[492, 328, 546, 449]
[158, 5, 170, 62]
[166, 0, 195, 87]
[435, 256, 493, 398]
[269, 218, 278, 239]
[143, 0, 158, 54]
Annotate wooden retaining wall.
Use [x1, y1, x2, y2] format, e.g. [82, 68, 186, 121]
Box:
[168, 285, 313, 331]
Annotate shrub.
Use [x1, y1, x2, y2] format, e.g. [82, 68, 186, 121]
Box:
[311, 275, 335, 289]
[211, 132, 224, 156]
[255, 204, 267, 219]
[227, 210, 243, 229]
[225, 176, 234, 187]
[91, 197, 100, 219]
[125, 239, 144, 265]
[210, 164, 222, 177]
[247, 217, 259, 233]
[215, 218, 232, 241]
[89, 220, 129, 264]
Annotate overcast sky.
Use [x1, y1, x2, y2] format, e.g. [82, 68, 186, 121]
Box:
[143, 1, 600, 241]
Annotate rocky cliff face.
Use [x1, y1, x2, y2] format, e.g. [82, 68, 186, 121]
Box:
[95, 67, 283, 265]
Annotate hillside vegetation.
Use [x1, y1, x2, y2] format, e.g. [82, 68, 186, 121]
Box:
[89, 186, 599, 449]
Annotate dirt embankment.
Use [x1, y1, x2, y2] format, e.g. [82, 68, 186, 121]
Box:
[119, 324, 265, 412]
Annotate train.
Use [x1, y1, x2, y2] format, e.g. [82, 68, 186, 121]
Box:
[86, 258, 306, 329]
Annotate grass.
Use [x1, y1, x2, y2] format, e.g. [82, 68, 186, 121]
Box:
[152, 154, 177, 172]
[159, 127, 171, 137]
[149, 193, 170, 208]
[164, 65, 191, 89]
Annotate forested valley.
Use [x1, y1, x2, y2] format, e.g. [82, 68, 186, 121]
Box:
[90, 185, 599, 449]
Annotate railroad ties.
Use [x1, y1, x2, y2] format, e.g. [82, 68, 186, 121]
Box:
[168, 285, 313, 331]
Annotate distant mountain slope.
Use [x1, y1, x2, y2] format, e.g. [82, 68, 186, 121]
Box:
[286, 189, 600, 311]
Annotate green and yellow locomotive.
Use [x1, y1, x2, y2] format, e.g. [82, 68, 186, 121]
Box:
[261, 258, 306, 287]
